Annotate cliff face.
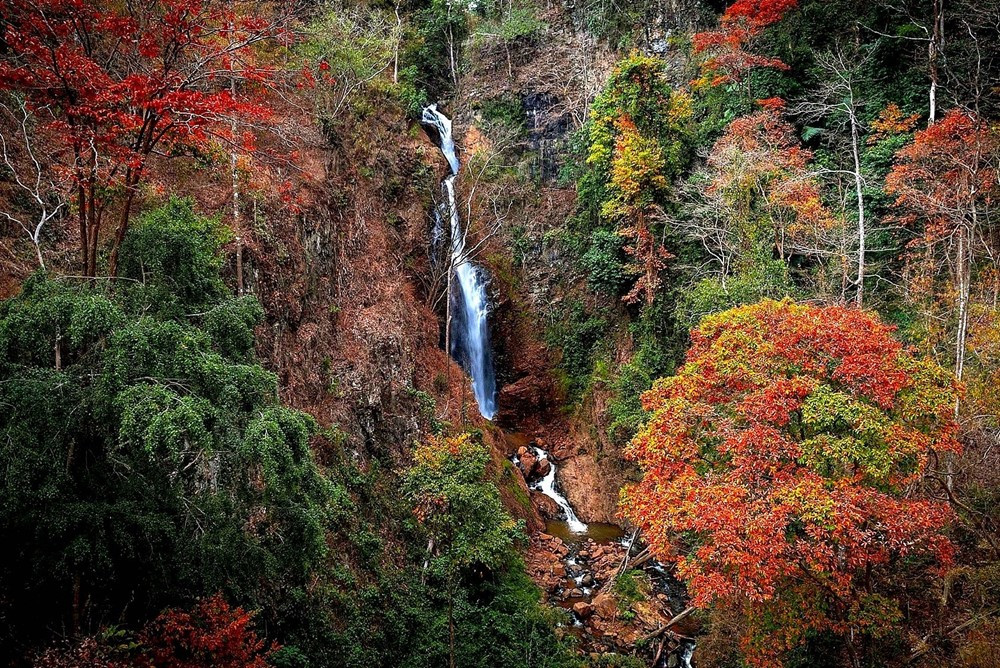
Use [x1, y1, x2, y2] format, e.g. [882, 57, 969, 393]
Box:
[242, 96, 549, 531]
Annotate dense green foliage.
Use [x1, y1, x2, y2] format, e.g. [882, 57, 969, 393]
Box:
[403, 433, 579, 668]
[0, 199, 340, 661]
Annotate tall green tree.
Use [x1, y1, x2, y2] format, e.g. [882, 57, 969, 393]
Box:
[0, 198, 342, 661]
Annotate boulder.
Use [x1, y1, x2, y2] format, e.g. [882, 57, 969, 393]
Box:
[536, 457, 551, 477]
[531, 491, 560, 519]
[593, 593, 617, 619]
[572, 601, 594, 618]
[519, 450, 538, 478]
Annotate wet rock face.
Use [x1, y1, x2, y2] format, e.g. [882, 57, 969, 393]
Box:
[514, 444, 552, 483]
[531, 490, 561, 519]
[521, 91, 573, 181]
[557, 453, 622, 524]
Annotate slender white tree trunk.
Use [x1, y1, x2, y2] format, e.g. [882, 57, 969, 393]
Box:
[929, 0, 943, 124]
[850, 111, 866, 307]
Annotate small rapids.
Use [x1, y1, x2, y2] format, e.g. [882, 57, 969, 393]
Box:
[511, 436, 697, 666]
[530, 446, 588, 534]
[421, 104, 497, 420]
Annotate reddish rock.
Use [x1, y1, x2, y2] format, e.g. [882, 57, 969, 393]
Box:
[519, 449, 538, 478]
[536, 457, 551, 477]
[531, 491, 560, 519]
[573, 601, 594, 618]
[593, 593, 617, 619]
[495, 373, 556, 424]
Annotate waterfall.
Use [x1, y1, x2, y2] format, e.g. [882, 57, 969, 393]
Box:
[421, 105, 498, 420]
[532, 447, 588, 534]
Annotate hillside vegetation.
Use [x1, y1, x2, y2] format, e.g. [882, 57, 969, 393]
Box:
[1, 0, 999, 666]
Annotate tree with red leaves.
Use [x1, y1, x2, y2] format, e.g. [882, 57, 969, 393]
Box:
[0, 0, 291, 276]
[692, 0, 798, 87]
[34, 595, 276, 668]
[692, 98, 833, 278]
[886, 109, 999, 395]
[138, 595, 276, 668]
[622, 300, 960, 667]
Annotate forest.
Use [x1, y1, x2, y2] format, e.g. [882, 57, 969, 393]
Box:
[0, 0, 998, 666]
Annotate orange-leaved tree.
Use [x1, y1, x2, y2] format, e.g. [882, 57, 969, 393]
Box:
[886, 109, 999, 394]
[603, 114, 674, 306]
[622, 299, 960, 667]
[0, 0, 290, 276]
[692, 0, 798, 87]
[701, 98, 834, 273]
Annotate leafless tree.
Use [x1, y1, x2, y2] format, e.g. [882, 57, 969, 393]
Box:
[793, 47, 872, 306]
[0, 98, 71, 270]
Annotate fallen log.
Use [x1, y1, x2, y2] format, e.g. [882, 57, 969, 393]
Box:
[638, 606, 697, 645]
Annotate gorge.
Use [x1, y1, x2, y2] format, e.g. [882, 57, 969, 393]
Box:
[0, 0, 996, 666]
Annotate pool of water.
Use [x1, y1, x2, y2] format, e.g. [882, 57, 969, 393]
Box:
[545, 520, 625, 545]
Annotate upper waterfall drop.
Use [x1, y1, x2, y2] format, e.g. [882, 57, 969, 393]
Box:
[421, 104, 498, 420]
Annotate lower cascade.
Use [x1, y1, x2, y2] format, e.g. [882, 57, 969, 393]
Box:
[421, 104, 497, 419]
[531, 446, 588, 534]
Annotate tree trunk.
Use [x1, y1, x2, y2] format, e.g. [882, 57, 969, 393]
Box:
[850, 111, 866, 307]
[955, 225, 970, 386]
[107, 164, 144, 278]
[929, 0, 943, 124]
[85, 182, 101, 278]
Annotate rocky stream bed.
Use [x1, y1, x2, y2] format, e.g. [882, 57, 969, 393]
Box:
[509, 434, 698, 667]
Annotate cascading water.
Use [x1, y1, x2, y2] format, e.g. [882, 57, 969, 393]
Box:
[531, 447, 588, 534]
[421, 104, 498, 419]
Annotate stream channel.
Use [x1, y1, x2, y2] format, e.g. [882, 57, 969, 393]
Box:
[509, 433, 696, 668]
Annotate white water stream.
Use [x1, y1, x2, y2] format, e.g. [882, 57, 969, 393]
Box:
[531, 447, 588, 534]
[421, 105, 497, 419]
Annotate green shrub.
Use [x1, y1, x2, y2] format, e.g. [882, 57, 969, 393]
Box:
[581, 228, 629, 295]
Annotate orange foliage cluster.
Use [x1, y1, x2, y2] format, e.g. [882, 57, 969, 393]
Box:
[692, 0, 798, 85]
[867, 103, 920, 145]
[886, 109, 999, 245]
[708, 101, 834, 250]
[35, 595, 275, 668]
[606, 114, 674, 305]
[137, 595, 275, 668]
[622, 300, 960, 666]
